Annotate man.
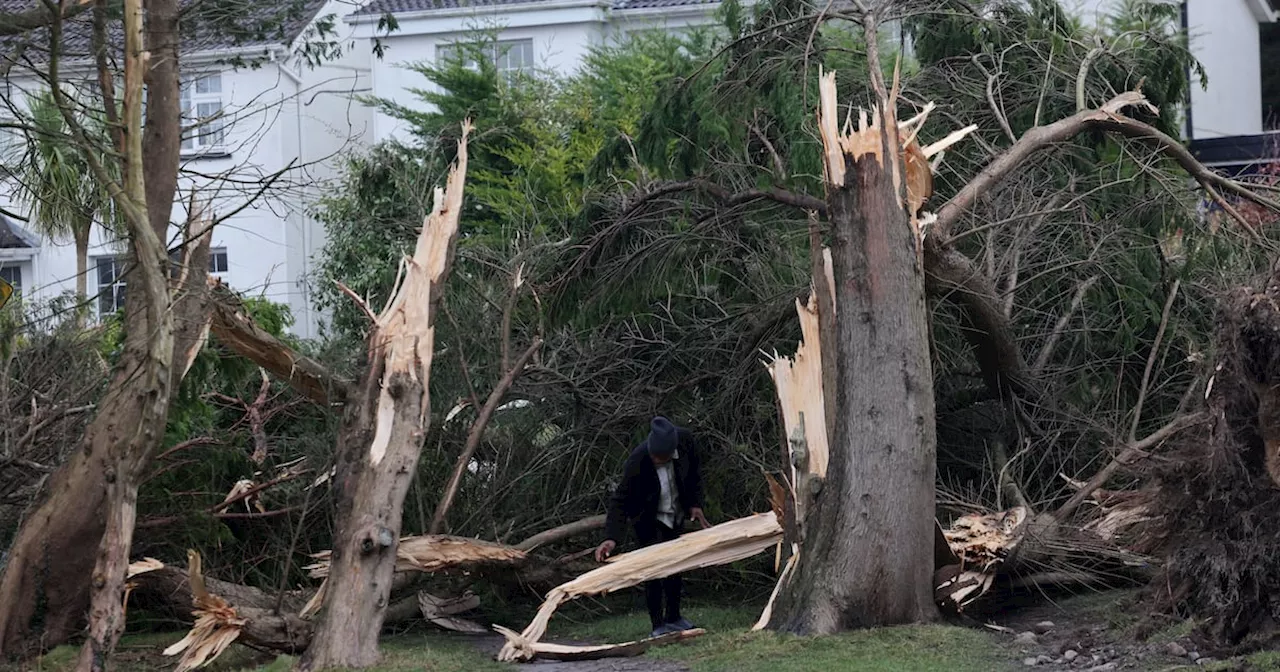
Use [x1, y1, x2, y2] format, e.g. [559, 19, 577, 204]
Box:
[595, 416, 711, 637]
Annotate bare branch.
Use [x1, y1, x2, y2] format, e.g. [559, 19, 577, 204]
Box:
[430, 337, 543, 534]
[0, 2, 88, 37]
[933, 91, 1280, 242]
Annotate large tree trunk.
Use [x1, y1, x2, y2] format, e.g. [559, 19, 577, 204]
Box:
[767, 70, 938, 633]
[75, 0, 182, 666]
[0, 0, 190, 662]
[298, 124, 472, 671]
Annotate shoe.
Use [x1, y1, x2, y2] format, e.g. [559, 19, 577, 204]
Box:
[649, 624, 674, 638]
[665, 617, 695, 632]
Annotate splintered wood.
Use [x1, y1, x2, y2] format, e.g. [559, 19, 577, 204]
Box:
[162, 551, 245, 672]
[816, 68, 975, 247]
[304, 535, 526, 578]
[935, 507, 1028, 611]
[495, 513, 783, 662]
[764, 290, 830, 522]
[300, 535, 526, 618]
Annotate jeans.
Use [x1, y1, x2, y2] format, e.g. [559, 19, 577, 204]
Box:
[635, 520, 682, 628]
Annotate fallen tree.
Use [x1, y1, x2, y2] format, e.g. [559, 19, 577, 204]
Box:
[1142, 263, 1280, 650]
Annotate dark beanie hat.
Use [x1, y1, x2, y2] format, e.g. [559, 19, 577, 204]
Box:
[647, 416, 679, 458]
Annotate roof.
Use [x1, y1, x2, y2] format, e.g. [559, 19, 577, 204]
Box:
[0, 0, 329, 63]
[1190, 132, 1280, 166]
[350, 0, 717, 16]
[0, 215, 35, 249]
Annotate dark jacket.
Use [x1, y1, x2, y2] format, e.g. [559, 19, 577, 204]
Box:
[603, 427, 704, 543]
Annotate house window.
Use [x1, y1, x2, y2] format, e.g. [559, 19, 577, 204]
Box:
[209, 247, 228, 274]
[180, 73, 225, 152]
[95, 256, 127, 318]
[166, 246, 228, 277]
[0, 265, 20, 294]
[437, 39, 534, 77]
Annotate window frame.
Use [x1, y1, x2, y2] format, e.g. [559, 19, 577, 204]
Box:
[94, 255, 127, 318]
[0, 264, 21, 294]
[209, 247, 229, 274]
[436, 38, 535, 78]
[180, 72, 226, 153]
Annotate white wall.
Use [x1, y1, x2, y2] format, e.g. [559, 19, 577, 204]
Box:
[1187, 0, 1269, 138]
[0, 5, 374, 338]
[356, 5, 610, 143]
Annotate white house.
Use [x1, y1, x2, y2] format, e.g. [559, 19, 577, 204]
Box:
[3, 0, 1275, 338]
[0, 0, 374, 338]
[345, 0, 727, 143]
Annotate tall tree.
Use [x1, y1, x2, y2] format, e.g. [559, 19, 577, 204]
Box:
[13, 90, 117, 317]
[0, 0, 211, 662]
[766, 39, 939, 630]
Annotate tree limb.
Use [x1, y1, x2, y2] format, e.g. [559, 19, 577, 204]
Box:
[207, 281, 350, 408]
[514, 514, 606, 552]
[0, 2, 88, 37]
[1056, 411, 1206, 521]
[1032, 275, 1101, 374]
[430, 338, 543, 534]
[933, 91, 1280, 242]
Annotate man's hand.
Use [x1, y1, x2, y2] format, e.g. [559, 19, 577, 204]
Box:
[594, 539, 617, 562]
[690, 507, 711, 529]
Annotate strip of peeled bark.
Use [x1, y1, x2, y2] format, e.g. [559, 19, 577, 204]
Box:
[298, 123, 472, 671]
[496, 513, 783, 662]
[766, 69, 940, 634]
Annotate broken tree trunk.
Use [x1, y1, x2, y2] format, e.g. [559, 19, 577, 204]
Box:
[496, 512, 783, 662]
[297, 122, 472, 671]
[153, 552, 311, 672]
[766, 65, 941, 634]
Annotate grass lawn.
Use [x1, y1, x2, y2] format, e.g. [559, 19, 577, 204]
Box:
[551, 603, 1012, 672]
[10, 597, 1012, 672]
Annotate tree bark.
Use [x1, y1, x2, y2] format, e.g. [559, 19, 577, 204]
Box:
[297, 124, 472, 671]
[0, 0, 194, 661]
[767, 71, 938, 634]
[74, 1, 179, 666]
[208, 282, 349, 407]
[74, 223, 89, 322]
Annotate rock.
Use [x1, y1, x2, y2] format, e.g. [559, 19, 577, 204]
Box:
[1023, 657, 1040, 667]
[1188, 651, 1200, 661]
[1063, 650, 1079, 662]
[1166, 642, 1188, 657]
[1084, 664, 1117, 672]
[1196, 658, 1215, 666]
[1032, 621, 1056, 634]
[1015, 632, 1039, 645]
[1036, 655, 1054, 665]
